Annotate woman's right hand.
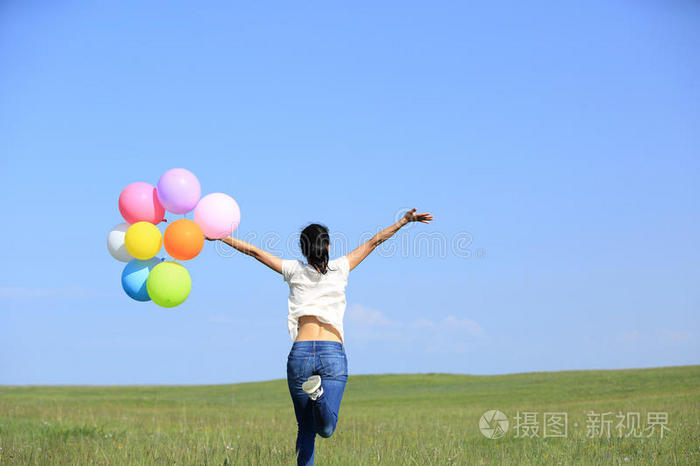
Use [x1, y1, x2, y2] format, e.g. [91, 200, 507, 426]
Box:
[402, 208, 434, 224]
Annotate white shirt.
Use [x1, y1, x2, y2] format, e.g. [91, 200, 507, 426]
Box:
[282, 256, 350, 343]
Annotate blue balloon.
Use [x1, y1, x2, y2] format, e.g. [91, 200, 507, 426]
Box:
[121, 257, 163, 302]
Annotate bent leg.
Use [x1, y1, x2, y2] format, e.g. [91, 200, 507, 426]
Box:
[313, 376, 347, 438]
[313, 353, 348, 438]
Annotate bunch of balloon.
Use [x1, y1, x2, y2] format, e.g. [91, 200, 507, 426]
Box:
[107, 168, 241, 308]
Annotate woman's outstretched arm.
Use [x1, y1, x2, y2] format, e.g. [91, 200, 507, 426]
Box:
[346, 208, 433, 271]
[213, 236, 283, 274]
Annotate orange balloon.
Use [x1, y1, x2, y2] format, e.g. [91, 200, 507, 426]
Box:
[163, 219, 204, 261]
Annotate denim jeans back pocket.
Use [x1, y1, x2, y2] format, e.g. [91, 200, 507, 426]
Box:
[318, 354, 348, 379]
[287, 355, 311, 381]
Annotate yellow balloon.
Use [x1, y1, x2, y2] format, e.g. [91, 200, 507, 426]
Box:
[124, 221, 162, 260]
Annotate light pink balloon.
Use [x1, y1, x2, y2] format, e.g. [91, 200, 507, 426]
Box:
[118, 182, 165, 225]
[194, 193, 241, 239]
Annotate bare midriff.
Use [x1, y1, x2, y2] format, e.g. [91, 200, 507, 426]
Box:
[295, 315, 343, 343]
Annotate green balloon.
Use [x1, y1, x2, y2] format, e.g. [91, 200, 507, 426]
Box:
[146, 261, 191, 308]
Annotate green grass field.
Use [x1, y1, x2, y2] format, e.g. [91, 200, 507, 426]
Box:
[1, 365, 698, 465]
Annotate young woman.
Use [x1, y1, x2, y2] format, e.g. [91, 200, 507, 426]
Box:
[211, 208, 433, 466]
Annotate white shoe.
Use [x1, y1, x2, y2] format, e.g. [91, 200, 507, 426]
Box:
[302, 375, 324, 401]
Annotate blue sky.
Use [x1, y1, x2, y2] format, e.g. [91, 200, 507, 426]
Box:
[1, 0, 698, 384]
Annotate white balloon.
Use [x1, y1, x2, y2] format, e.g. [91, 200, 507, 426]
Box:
[107, 222, 134, 262]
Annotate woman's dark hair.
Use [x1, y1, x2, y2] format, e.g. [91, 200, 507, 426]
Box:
[300, 223, 330, 274]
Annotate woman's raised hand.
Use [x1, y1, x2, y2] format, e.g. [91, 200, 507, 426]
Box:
[402, 208, 434, 224]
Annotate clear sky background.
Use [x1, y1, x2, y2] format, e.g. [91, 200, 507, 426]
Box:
[1, 0, 698, 384]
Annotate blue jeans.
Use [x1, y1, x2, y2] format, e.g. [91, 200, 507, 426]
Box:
[287, 340, 348, 466]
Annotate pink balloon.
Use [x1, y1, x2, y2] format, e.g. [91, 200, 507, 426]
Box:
[156, 168, 201, 214]
[118, 182, 165, 225]
[194, 193, 241, 239]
